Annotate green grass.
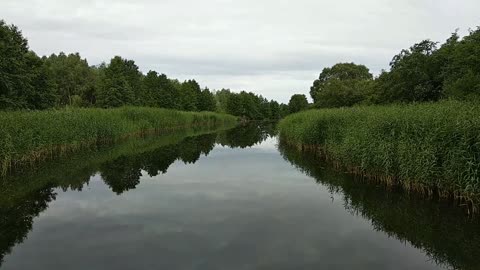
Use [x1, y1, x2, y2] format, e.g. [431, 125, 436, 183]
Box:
[0, 107, 237, 176]
[278, 100, 480, 204]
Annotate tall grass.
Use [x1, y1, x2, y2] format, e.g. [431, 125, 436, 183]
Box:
[278, 101, 480, 205]
[0, 107, 237, 176]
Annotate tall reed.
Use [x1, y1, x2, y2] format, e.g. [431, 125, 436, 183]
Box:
[278, 101, 480, 204]
[0, 107, 237, 176]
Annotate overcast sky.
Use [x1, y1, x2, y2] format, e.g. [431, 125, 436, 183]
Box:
[3, 0, 479, 103]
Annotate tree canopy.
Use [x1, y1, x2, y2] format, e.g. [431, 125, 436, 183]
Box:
[288, 94, 309, 113]
[0, 20, 231, 113]
[308, 28, 480, 108]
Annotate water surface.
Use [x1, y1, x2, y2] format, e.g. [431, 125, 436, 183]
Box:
[1, 124, 479, 270]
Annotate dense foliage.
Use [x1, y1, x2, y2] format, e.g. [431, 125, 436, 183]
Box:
[278, 101, 480, 205]
[0, 20, 293, 118]
[310, 28, 480, 108]
[0, 107, 237, 176]
[288, 94, 309, 113]
[0, 19, 218, 111]
[214, 89, 288, 120]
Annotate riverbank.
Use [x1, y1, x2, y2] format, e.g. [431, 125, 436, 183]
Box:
[0, 107, 237, 176]
[278, 101, 480, 207]
[278, 141, 480, 269]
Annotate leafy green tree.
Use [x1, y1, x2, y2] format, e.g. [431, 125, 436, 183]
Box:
[197, 88, 216, 111]
[140, 71, 180, 108]
[43, 52, 97, 106]
[25, 52, 56, 109]
[0, 20, 33, 109]
[214, 89, 232, 113]
[376, 40, 442, 103]
[269, 100, 281, 120]
[288, 94, 309, 113]
[440, 28, 480, 100]
[96, 56, 140, 108]
[310, 63, 373, 108]
[279, 103, 290, 118]
[225, 92, 243, 116]
[157, 74, 180, 109]
[310, 63, 372, 103]
[179, 80, 201, 111]
[140, 70, 160, 107]
[0, 19, 290, 113]
[222, 90, 287, 119]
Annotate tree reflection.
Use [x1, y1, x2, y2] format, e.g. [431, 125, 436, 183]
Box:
[278, 141, 480, 270]
[0, 124, 273, 265]
[0, 186, 56, 265]
[0, 125, 275, 266]
[101, 134, 217, 194]
[217, 122, 276, 148]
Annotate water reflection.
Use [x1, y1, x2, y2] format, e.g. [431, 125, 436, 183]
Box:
[278, 142, 480, 270]
[217, 121, 277, 148]
[1, 122, 479, 270]
[0, 123, 273, 265]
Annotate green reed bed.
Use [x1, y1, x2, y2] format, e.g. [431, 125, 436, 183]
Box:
[278, 101, 480, 204]
[0, 107, 237, 176]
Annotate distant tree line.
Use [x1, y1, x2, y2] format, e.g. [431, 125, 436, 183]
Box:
[0, 20, 290, 119]
[214, 89, 289, 120]
[309, 28, 480, 108]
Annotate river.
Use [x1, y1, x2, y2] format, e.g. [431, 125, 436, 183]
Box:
[0, 124, 479, 270]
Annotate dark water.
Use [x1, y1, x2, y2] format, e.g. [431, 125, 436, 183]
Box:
[1, 124, 479, 270]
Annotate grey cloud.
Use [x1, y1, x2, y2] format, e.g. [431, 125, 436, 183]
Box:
[2, 0, 480, 103]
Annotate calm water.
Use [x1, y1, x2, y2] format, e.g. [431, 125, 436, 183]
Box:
[1, 124, 479, 270]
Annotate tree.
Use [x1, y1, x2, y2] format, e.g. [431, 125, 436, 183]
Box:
[197, 88, 216, 111]
[440, 28, 480, 100]
[269, 100, 281, 120]
[279, 103, 290, 118]
[0, 19, 292, 113]
[375, 40, 443, 103]
[179, 80, 201, 111]
[157, 74, 180, 109]
[310, 63, 373, 108]
[214, 89, 232, 113]
[0, 20, 33, 109]
[310, 63, 372, 103]
[25, 52, 56, 109]
[288, 94, 309, 113]
[140, 70, 160, 107]
[96, 56, 140, 108]
[43, 52, 97, 107]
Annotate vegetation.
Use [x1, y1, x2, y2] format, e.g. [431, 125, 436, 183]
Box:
[215, 89, 289, 120]
[0, 19, 288, 174]
[278, 101, 480, 206]
[288, 94, 309, 113]
[0, 107, 237, 176]
[0, 19, 218, 111]
[0, 131, 221, 264]
[0, 123, 272, 265]
[309, 28, 480, 108]
[0, 20, 291, 119]
[279, 142, 480, 270]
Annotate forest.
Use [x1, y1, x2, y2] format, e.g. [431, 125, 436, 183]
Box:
[308, 28, 480, 108]
[0, 20, 289, 120]
[279, 27, 480, 207]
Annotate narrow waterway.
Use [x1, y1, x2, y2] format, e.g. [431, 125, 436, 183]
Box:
[1, 124, 478, 270]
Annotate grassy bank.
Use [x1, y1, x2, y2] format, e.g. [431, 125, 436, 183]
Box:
[279, 142, 480, 269]
[278, 101, 480, 205]
[0, 107, 237, 176]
